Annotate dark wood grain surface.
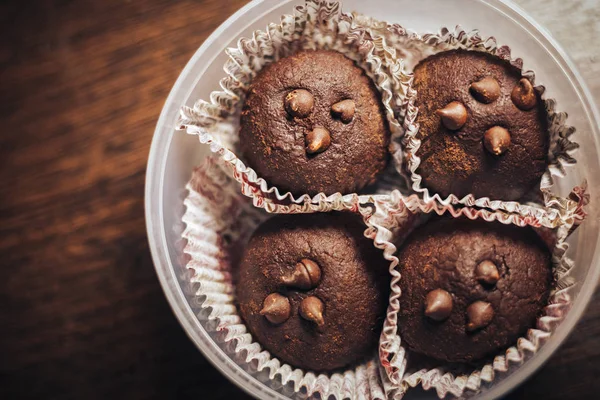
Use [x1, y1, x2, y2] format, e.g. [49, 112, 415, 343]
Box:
[0, 1, 598, 399]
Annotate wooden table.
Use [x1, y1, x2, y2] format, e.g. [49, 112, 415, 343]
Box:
[1, 1, 598, 398]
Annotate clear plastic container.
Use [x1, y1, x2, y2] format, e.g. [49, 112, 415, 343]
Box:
[145, 0, 600, 398]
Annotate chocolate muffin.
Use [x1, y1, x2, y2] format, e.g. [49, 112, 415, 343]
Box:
[397, 217, 552, 363]
[412, 49, 549, 200]
[236, 212, 390, 371]
[239, 50, 390, 197]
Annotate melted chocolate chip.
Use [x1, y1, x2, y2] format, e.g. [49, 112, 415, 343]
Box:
[260, 293, 291, 325]
[436, 101, 468, 130]
[331, 99, 355, 123]
[470, 76, 501, 104]
[466, 301, 494, 332]
[305, 127, 331, 155]
[284, 89, 314, 118]
[484, 126, 511, 156]
[511, 78, 537, 111]
[475, 260, 500, 286]
[424, 289, 453, 321]
[299, 296, 325, 327]
[281, 259, 322, 290]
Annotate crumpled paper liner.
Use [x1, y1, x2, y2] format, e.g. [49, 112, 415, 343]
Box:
[366, 185, 587, 399]
[181, 156, 419, 399]
[181, 155, 586, 399]
[177, 0, 408, 208]
[353, 19, 579, 212]
[177, 4, 586, 397]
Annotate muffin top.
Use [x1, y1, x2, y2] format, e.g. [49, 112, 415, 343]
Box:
[412, 49, 549, 200]
[397, 217, 552, 363]
[239, 50, 390, 197]
[236, 212, 390, 371]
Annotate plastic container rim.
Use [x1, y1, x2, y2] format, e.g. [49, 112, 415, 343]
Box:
[145, 1, 600, 399]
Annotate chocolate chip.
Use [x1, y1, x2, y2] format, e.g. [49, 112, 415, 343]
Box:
[475, 260, 500, 286]
[299, 296, 325, 327]
[511, 78, 537, 111]
[466, 301, 494, 331]
[483, 126, 511, 155]
[284, 89, 314, 118]
[305, 127, 331, 155]
[281, 258, 322, 290]
[331, 99, 355, 123]
[424, 289, 453, 321]
[260, 293, 291, 325]
[436, 101, 467, 130]
[470, 76, 501, 104]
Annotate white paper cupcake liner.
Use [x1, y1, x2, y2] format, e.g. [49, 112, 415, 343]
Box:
[353, 20, 579, 213]
[180, 155, 587, 399]
[176, 6, 587, 397]
[364, 185, 588, 399]
[181, 155, 420, 399]
[177, 0, 409, 208]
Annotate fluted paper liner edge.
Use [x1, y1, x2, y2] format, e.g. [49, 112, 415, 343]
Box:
[353, 17, 579, 214]
[175, 3, 587, 398]
[180, 156, 419, 399]
[369, 186, 587, 399]
[177, 0, 408, 208]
